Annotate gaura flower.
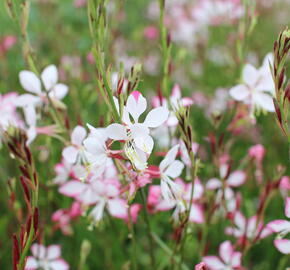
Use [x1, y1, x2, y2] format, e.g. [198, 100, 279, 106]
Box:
[159, 145, 185, 201]
[62, 125, 87, 164]
[17, 65, 68, 108]
[107, 91, 169, 170]
[203, 241, 242, 270]
[25, 244, 69, 270]
[267, 197, 290, 254]
[229, 53, 275, 114]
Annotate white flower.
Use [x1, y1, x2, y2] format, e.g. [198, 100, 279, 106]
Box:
[25, 244, 69, 270]
[229, 53, 275, 113]
[17, 65, 68, 108]
[62, 125, 87, 164]
[159, 145, 184, 201]
[107, 91, 169, 170]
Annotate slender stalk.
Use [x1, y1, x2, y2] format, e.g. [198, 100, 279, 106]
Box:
[140, 188, 156, 269]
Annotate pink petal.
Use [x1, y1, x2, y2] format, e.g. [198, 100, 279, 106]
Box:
[267, 220, 290, 233]
[189, 203, 204, 224]
[285, 197, 290, 219]
[59, 181, 86, 197]
[203, 256, 225, 270]
[219, 241, 233, 265]
[31, 244, 46, 259]
[144, 107, 169, 128]
[41, 65, 58, 90]
[274, 239, 290, 254]
[231, 252, 242, 267]
[206, 178, 222, 190]
[227, 171, 246, 187]
[108, 198, 128, 219]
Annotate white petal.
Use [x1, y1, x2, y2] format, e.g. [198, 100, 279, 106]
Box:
[41, 65, 58, 90]
[229, 84, 250, 101]
[59, 180, 86, 197]
[71, 125, 87, 146]
[267, 220, 290, 233]
[219, 241, 233, 265]
[203, 256, 225, 270]
[231, 252, 242, 267]
[50, 259, 69, 270]
[189, 203, 204, 223]
[134, 135, 154, 154]
[31, 244, 46, 259]
[285, 197, 290, 219]
[24, 105, 37, 127]
[253, 92, 275, 112]
[49, 84, 68, 100]
[164, 160, 184, 178]
[144, 107, 169, 128]
[130, 123, 150, 138]
[16, 94, 41, 107]
[243, 63, 259, 86]
[274, 239, 290, 254]
[62, 146, 78, 164]
[83, 137, 104, 155]
[234, 212, 246, 230]
[106, 124, 128, 140]
[206, 178, 222, 190]
[108, 198, 128, 219]
[227, 171, 246, 187]
[19, 71, 41, 94]
[126, 91, 147, 122]
[46, 245, 61, 260]
[159, 145, 179, 172]
[25, 256, 38, 270]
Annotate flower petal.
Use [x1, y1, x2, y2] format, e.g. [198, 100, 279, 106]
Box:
[227, 171, 246, 187]
[50, 259, 69, 270]
[59, 180, 86, 197]
[126, 91, 147, 122]
[31, 244, 46, 259]
[19, 71, 41, 94]
[134, 135, 154, 154]
[267, 220, 290, 233]
[252, 92, 275, 112]
[25, 256, 38, 270]
[285, 197, 290, 219]
[106, 124, 128, 140]
[206, 178, 222, 190]
[219, 241, 233, 265]
[41, 65, 58, 90]
[49, 84, 68, 100]
[203, 256, 225, 270]
[46, 245, 61, 260]
[62, 146, 78, 164]
[189, 203, 204, 224]
[144, 107, 169, 128]
[159, 145, 179, 172]
[229, 84, 249, 101]
[71, 125, 87, 146]
[243, 63, 259, 86]
[274, 239, 290, 254]
[164, 160, 184, 178]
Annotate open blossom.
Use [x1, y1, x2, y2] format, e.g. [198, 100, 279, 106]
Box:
[225, 211, 272, 241]
[107, 91, 169, 170]
[52, 202, 82, 235]
[62, 125, 87, 164]
[229, 53, 275, 114]
[0, 92, 23, 131]
[17, 65, 68, 108]
[159, 145, 184, 201]
[25, 244, 69, 270]
[203, 241, 242, 270]
[267, 197, 290, 254]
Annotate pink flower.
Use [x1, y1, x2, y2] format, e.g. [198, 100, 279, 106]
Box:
[267, 197, 290, 254]
[144, 26, 159, 40]
[203, 241, 242, 270]
[225, 212, 272, 241]
[25, 244, 69, 270]
[248, 144, 265, 162]
[195, 262, 207, 270]
[52, 202, 82, 235]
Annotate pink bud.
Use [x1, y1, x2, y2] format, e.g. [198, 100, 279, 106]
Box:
[195, 262, 207, 270]
[248, 144, 265, 162]
[280, 176, 290, 190]
[144, 26, 159, 40]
